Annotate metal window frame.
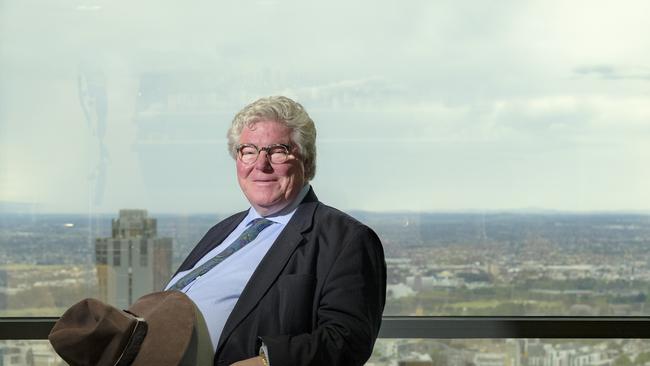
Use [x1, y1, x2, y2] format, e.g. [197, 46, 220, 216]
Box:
[378, 316, 650, 338]
[3, 316, 650, 340]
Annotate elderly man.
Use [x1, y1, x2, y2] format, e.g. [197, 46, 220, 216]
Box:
[166, 96, 386, 366]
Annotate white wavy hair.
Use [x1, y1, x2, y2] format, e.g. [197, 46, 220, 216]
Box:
[227, 96, 317, 181]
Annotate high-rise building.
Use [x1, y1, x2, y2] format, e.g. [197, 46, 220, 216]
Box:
[95, 209, 172, 308]
[0, 270, 7, 310]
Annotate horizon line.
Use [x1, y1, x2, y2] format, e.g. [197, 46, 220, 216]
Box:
[2, 207, 650, 216]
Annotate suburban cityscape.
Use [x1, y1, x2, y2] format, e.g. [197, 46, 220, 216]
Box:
[2, 210, 650, 365]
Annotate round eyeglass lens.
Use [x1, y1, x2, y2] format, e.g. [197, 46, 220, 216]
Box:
[239, 146, 258, 164]
[268, 146, 289, 164]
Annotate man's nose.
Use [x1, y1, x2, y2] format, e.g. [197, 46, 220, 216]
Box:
[254, 150, 272, 170]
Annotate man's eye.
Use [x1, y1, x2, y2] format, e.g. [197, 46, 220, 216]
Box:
[269, 147, 288, 154]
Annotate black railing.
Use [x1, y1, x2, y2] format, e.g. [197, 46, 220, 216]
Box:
[3, 316, 650, 340]
[377, 316, 650, 338]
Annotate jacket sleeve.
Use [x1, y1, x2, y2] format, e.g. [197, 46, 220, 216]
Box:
[260, 225, 387, 366]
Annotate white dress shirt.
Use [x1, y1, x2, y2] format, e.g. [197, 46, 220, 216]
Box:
[165, 185, 311, 351]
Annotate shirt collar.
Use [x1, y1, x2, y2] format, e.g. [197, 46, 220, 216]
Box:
[245, 184, 311, 226]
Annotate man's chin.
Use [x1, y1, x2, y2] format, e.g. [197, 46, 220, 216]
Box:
[253, 198, 293, 216]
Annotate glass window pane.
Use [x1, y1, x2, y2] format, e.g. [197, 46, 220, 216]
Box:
[370, 339, 650, 366]
[2, 1, 649, 316]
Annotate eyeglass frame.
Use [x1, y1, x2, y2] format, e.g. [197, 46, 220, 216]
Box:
[235, 143, 295, 165]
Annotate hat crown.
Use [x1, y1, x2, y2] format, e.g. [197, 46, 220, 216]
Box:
[48, 291, 213, 366]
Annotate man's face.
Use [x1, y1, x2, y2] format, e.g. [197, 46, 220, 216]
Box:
[236, 119, 306, 216]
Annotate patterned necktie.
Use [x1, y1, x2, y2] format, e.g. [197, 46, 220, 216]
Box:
[169, 218, 274, 291]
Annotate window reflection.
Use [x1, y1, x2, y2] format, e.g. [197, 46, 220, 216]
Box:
[1, 1, 650, 319]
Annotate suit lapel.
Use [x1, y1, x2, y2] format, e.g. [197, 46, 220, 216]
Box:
[216, 189, 319, 354]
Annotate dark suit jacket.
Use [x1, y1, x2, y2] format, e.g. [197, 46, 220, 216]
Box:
[175, 188, 386, 366]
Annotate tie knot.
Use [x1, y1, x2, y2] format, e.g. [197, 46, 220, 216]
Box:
[248, 217, 273, 229]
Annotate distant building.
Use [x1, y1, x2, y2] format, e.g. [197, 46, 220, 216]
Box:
[0, 344, 22, 366]
[95, 209, 172, 308]
[473, 352, 505, 366]
[398, 362, 433, 366]
[0, 340, 65, 366]
[0, 270, 7, 310]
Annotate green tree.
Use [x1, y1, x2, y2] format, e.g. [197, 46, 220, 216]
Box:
[635, 352, 650, 365]
[614, 355, 632, 366]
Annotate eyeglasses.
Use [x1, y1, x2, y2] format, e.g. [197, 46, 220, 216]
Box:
[236, 143, 293, 165]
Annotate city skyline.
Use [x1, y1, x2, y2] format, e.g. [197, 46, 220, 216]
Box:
[3, 210, 650, 318]
[3, 209, 650, 363]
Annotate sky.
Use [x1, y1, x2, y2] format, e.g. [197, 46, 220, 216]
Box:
[1, 0, 649, 214]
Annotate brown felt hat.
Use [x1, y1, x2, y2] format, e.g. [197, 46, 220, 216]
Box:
[48, 291, 213, 366]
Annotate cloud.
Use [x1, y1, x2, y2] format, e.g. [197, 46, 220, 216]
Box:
[2, 0, 650, 212]
[574, 65, 650, 81]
